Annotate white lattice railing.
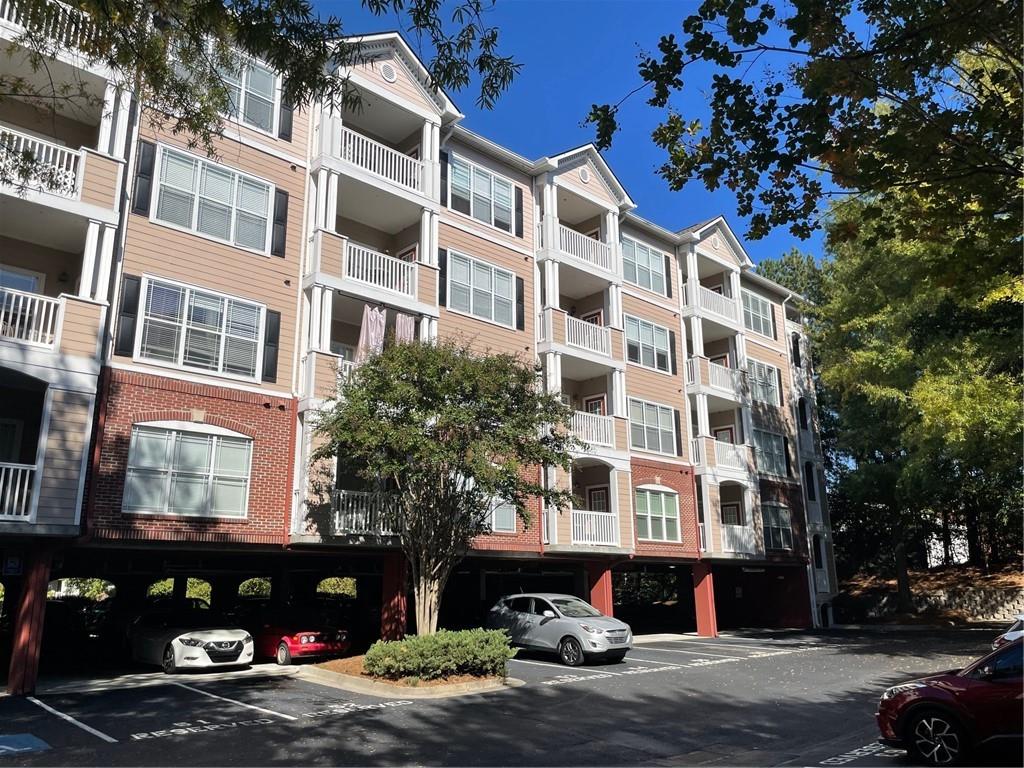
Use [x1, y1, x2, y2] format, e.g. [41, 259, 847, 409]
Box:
[708, 361, 744, 395]
[570, 411, 615, 448]
[571, 508, 618, 546]
[0, 125, 81, 197]
[0, 462, 35, 519]
[714, 439, 747, 470]
[565, 314, 611, 356]
[0, 0, 98, 51]
[557, 225, 613, 271]
[344, 241, 417, 297]
[721, 523, 756, 553]
[0, 287, 61, 347]
[697, 284, 738, 321]
[332, 490, 397, 535]
[339, 126, 424, 193]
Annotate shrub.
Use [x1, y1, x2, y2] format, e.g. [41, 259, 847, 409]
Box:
[362, 629, 515, 681]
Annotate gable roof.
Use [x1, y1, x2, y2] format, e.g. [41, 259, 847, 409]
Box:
[543, 144, 635, 210]
[677, 215, 753, 268]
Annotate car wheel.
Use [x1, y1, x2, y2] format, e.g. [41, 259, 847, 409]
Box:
[605, 651, 627, 663]
[907, 710, 968, 766]
[161, 644, 177, 674]
[276, 642, 292, 666]
[558, 637, 585, 667]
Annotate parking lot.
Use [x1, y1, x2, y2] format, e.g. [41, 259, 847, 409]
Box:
[0, 627, 1014, 766]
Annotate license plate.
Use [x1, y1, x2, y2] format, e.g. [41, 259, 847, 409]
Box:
[609, 636, 627, 644]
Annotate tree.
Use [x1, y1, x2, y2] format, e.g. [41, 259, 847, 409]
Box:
[2, 0, 518, 185]
[313, 341, 579, 635]
[587, 0, 1022, 241]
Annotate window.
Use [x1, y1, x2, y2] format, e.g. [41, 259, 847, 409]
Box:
[804, 462, 817, 501]
[742, 290, 775, 338]
[791, 332, 802, 368]
[761, 503, 793, 550]
[155, 147, 272, 252]
[753, 428, 788, 476]
[621, 236, 667, 295]
[798, 398, 809, 429]
[625, 316, 671, 372]
[748, 359, 781, 406]
[988, 644, 1024, 679]
[449, 156, 514, 233]
[629, 398, 676, 455]
[124, 424, 253, 518]
[720, 502, 742, 526]
[813, 536, 824, 569]
[489, 499, 516, 533]
[0, 264, 43, 293]
[138, 278, 264, 379]
[448, 252, 515, 327]
[635, 489, 680, 541]
[219, 55, 278, 133]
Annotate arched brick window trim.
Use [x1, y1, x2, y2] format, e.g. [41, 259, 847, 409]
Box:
[130, 410, 255, 438]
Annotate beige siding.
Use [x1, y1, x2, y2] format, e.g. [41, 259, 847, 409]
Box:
[58, 297, 101, 358]
[35, 389, 91, 525]
[356, 53, 437, 115]
[317, 231, 345, 276]
[310, 351, 340, 400]
[556, 157, 617, 208]
[704, 481, 721, 553]
[695, 223, 745, 268]
[80, 151, 120, 209]
[438, 222, 534, 358]
[616, 470, 632, 547]
[218, 105, 310, 158]
[417, 264, 438, 306]
[0, 237, 80, 298]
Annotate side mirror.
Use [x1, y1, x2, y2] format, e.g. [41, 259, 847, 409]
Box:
[542, 610, 556, 619]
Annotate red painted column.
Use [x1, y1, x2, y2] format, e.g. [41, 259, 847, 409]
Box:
[7, 547, 53, 695]
[586, 561, 614, 616]
[380, 552, 407, 640]
[692, 562, 718, 638]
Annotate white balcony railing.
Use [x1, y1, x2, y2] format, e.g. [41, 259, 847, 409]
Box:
[571, 508, 618, 546]
[332, 490, 397, 535]
[0, 287, 60, 347]
[1, 125, 81, 198]
[0, 462, 35, 519]
[339, 126, 424, 193]
[344, 241, 417, 298]
[570, 411, 615, 448]
[537, 309, 553, 342]
[0, 0, 99, 51]
[565, 315, 611, 356]
[708, 361, 744, 396]
[690, 438, 704, 466]
[686, 283, 739, 321]
[337, 359, 358, 382]
[684, 358, 698, 385]
[713, 439, 747, 470]
[558, 225, 613, 271]
[721, 524, 756, 554]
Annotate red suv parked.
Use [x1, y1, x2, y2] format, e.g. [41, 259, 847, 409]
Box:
[876, 638, 1022, 765]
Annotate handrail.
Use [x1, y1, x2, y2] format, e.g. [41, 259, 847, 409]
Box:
[339, 126, 424, 193]
[332, 489, 397, 535]
[571, 508, 618, 546]
[0, 287, 61, 347]
[0, 461, 35, 519]
[569, 410, 615, 448]
[0, 125, 81, 197]
[0, 0, 99, 51]
[557, 224, 612, 271]
[344, 241, 417, 297]
[564, 314, 611, 356]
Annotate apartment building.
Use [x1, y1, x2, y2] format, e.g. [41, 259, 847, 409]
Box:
[0, 16, 836, 694]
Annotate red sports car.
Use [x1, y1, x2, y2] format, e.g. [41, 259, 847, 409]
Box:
[876, 638, 1022, 766]
[247, 606, 351, 665]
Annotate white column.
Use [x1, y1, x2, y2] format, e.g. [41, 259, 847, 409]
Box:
[112, 89, 131, 158]
[419, 207, 431, 264]
[696, 393, 711, 437]
[608, 470, 621, 545]
[544, 180, 559, 252]
[94, 225, 116, 302]
[78, 221, 100, 299]
[315, 169, 329, 231]
[319, 286, 333, 352]
[309, 286, 323, 352]
[96, 81, 117, 153]
[430, 123, 441, 197]
[741, 405, 754, 447]
[686, 246, 700, 307]
[420, 122, 432, 196]
[326, 171, 339, 230]
[544, 352, 559, 394]
[728, 268, 741, 301]
[419, 316, 430, 342]
[545, 260, 560, 307]
[608, 283, 622, 328]
[429, 210, 439, 266]
[689, 316, 705, 357]
[698, 476, 712, 552]
[611, 369, 627, 416]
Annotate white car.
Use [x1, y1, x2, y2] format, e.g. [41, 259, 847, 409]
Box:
[130, 609, 254, 673]
[992, 614, 1024, 649]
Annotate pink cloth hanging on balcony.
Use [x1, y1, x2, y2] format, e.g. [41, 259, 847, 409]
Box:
[356, 305, 387, 363]
[394, 312, 415, 343]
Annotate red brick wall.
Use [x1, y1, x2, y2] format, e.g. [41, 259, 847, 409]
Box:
[471, 467, 544, 553]
[631, 458, 701, 559]
[88, 369, 296, 546]
[759, 478, 810, 561]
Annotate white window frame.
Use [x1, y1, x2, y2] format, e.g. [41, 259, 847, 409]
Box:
[624, 315, 672, 373]
[753, 428, 788, 477]
[748, 359, 781, 406]
[635, 487, 681, 542]
[219, 53, 281, 136]
[761, 503, 793, 551]
[742, 289, 776, 338]
[448, 154, 515, 234]
[0, 263, 46, 294]
[446, 250, 516, 329]
[488, 498, 517, 533]
[123, 421, 253, 519]
[621, 236, 667, 295]
[133, 275, 266, 383]
[628, 397, 677, 456]
[152, 145, 275, 256]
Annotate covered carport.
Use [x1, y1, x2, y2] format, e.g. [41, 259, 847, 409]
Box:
[611, 561, 698, 634]
[711, 562, 813, 629]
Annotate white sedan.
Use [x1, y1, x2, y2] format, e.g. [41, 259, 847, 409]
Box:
[130, 609, 254, 673]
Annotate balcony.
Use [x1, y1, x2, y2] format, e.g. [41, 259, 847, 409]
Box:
[557, 224, 613, 272]
[570, 508, 618, 546]
[345, 242, 417, 298]
[0, 0, 99, 51]
[539, 309, 613, 357]
[685, 357, 746, 400]
[720, 523, 756, 554]
[332, 489, 397, 535]
[684, 283, 740, 324]
[569, 411, 615, 448]
[0, 462, 35, 519]
[690, 437, 753, 474]
[338, 125, 425, 194]
[0, 288, 61, 347]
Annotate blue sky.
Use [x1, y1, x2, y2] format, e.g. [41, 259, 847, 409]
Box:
[318, 0, 824, 264]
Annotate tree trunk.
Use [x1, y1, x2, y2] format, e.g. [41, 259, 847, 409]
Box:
[894, 541, 913, 614]
[941, 509, 952, 566]
[964, 504, 984, 569]
[413, 573, 442, 635]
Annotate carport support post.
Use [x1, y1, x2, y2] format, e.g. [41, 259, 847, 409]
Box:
[586, 561, 614, 616]
[692, 562, 718, 638]
[6, 546, 53, 696]
[380, 552, 407, 639]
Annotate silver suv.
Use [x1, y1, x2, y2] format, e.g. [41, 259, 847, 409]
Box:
[486, 592, 632, 666]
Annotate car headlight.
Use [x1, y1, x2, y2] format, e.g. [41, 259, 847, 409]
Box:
[579, 624, 604, 635]
[882, 682, 926, 700]
[242, 634, 253, 645]
[179, 637, 204, 647]
[300, 635, 310, 644]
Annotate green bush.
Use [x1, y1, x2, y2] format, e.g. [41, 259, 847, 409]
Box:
[363, 629, 515, 681]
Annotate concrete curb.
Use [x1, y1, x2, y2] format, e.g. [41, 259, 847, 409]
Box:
[296, 666, 525, 699]
[828, 623, 960, 632]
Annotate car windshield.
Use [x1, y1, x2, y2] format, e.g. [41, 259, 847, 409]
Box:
[551, 597, 601, 618]
[1007, 619, 1023, 633]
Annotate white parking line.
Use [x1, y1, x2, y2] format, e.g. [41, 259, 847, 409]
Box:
[654, 639, 788, 652]
[632, 646, 747, 659]
[27, 696, 118, 744]
[171, 683, 297, 721]
[625, 657, 690, 668]
[510, 659, 624, 675]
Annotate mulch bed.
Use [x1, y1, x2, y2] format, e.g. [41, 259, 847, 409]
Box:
[316, 655, 500, 688]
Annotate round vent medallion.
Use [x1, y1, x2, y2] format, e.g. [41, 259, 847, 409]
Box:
[578, 167, 590, 184]
[712, 235, 721, 249]
[381, 62, 398, 83]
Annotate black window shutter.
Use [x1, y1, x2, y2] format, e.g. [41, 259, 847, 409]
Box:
[669, 330, 678, 375]
[114, 275, 141, 355]
[439, 151, 449, 207]
[673, 409, 683, 457]
[438, 249, 448, 306]
[515, 276, 525, 330]
[777, 369, 784, 405]
[262, 310, 281, 383]
[664, 254, 672, 297]
[514, 186, 524, 238]
[132, 141, 156, 215]
[277, 100, 293, 142]
[271, 190, 289, 257]
[784, 437, 792, 476]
